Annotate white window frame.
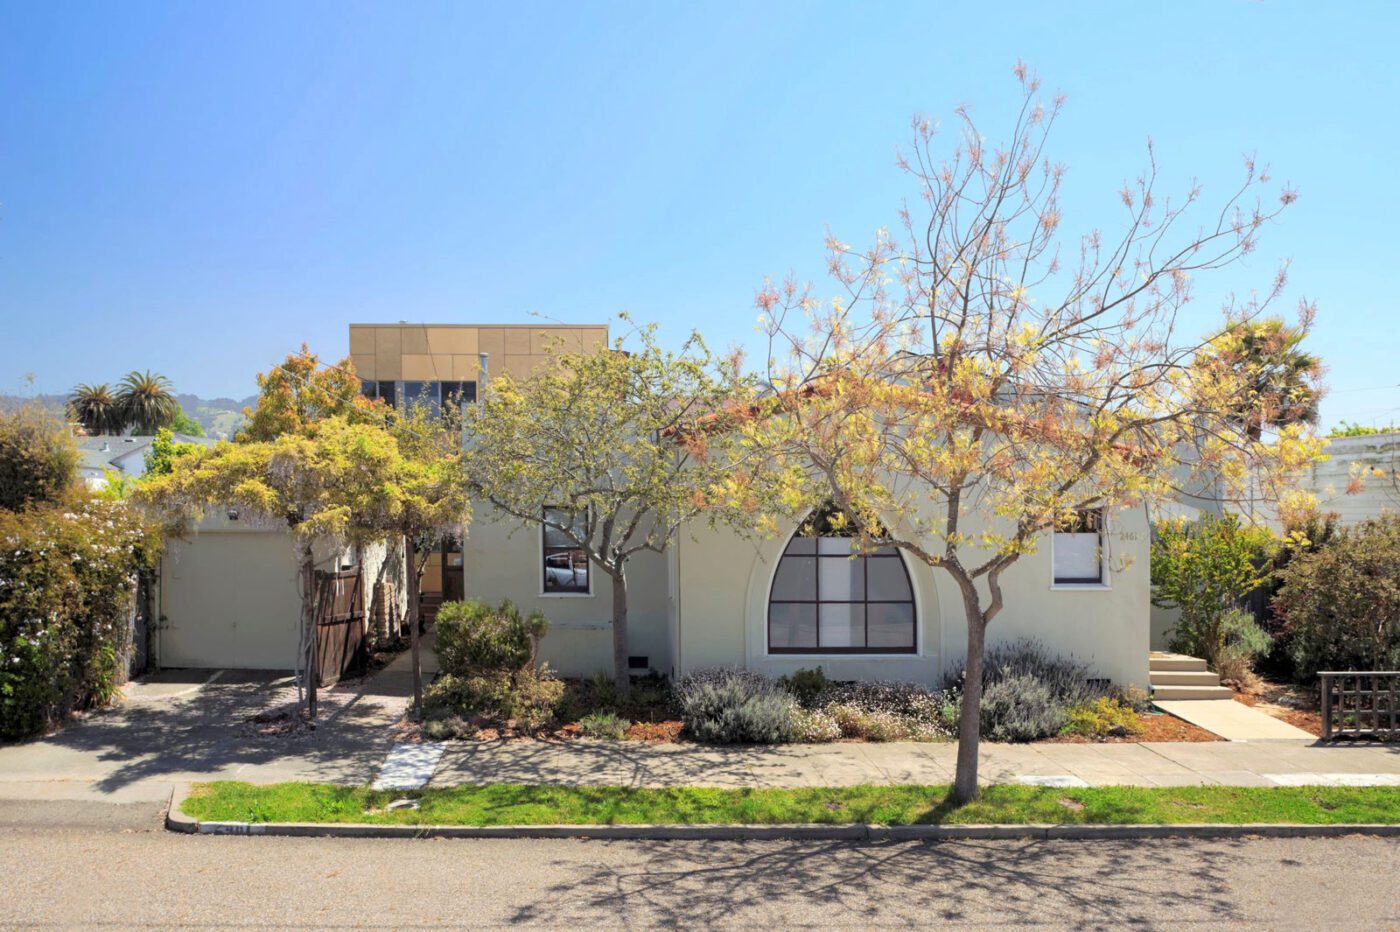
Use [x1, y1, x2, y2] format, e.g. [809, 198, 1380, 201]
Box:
[1050, 507, 1111, 590]
[538, 507, 594, 599]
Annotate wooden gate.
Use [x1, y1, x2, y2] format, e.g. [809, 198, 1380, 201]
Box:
[1320, 671, 1400, 739]
[313, 568, 366, 688]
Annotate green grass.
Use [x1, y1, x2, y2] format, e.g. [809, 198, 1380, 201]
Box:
[182, 782, 1400, 827]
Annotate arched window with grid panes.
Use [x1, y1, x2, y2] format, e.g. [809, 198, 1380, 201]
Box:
[767, 503, 917, 654]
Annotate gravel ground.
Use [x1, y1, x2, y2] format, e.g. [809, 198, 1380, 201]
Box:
[0, 800, 1396, 929]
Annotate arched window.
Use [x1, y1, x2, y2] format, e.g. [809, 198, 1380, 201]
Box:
[767, 505, 916, 654]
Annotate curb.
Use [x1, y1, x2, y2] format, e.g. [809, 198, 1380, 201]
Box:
[164, 786, 1400, 841]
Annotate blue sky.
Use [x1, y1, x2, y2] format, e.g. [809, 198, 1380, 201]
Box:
[2, 1, 1396, 428]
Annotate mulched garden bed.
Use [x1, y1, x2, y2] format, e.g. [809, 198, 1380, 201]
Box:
[1045, 711, 1222, 743]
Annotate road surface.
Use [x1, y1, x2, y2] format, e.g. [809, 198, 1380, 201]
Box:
[0, 800, 1395, 929]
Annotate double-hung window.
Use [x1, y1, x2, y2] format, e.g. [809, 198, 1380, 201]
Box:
[1052, 508, 1106, 585]
[542, 507, 590, 595]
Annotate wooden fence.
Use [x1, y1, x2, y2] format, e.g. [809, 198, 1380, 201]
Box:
[1320, 671, 1400, 740]
[312, 568, 367, 689]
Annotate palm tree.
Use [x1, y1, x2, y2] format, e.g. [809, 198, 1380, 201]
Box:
[67, 383, 127, 435]
[117, 370, 179, 434]
[1216, 318, 1322, 441]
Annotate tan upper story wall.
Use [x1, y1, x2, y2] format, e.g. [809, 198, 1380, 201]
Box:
[348, 323, 609, 383]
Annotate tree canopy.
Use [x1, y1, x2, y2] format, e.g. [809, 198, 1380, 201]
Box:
[463, 321, 758, 691]
[747, 65, 1324, 801]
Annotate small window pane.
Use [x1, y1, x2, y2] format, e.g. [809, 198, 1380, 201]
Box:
[819, 604, 865, 648]
[543, 508, 590, 593]
[817, 537, 854, 555]
[771, 556, 816, 601]
[867, 603, 915, 649]
[401, 381, 427, 411]
[769, 604, 817, 649]
[867, 557, 912, 601]
[818, 557, 864, 601]
[784, 537, 817, 555]
[377, 381, 397, 408]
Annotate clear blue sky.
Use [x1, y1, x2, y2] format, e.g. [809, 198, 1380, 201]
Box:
[2, 1, 1396, 428]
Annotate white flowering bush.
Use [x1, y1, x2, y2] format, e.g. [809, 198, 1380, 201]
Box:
[0, 499, 160, 738]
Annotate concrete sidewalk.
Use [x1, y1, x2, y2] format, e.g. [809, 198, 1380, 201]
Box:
[424, 738, 1400, 789]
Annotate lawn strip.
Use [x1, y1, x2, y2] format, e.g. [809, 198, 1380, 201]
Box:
[181, 781, 1400, 827]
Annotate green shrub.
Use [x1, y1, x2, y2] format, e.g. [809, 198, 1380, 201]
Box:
[1213, 608, 1272, 686]
[675, 669, 796, 744]
[1274, 515, 1400, 680]
[1152, 514, 1275, 675]
[1062, 697, 1145, 739]
[578, 711, 629, 740]
[0, 499, 160, 738]
[777, 667, 831, 707]
[434, 599, 548, 676]
[0, 404, 78, 512]
[979, 673, 1068, 742]
[422, 668, 564, 733]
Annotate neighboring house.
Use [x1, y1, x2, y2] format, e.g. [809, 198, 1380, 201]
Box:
[75, 433, 213, 488]
[1297, 430, 1400, 524]
[352, 322, 1152, 690]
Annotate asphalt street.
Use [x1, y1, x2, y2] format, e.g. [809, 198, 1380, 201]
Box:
[0, 801, 1396, 929]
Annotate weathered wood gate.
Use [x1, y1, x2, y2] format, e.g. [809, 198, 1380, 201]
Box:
[1320, 671, 1400, 739]
[312, 568, 367, 689]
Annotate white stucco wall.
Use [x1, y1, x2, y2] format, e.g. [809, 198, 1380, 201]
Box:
[156, 511, 406, 670]
[672, 503, 1152, 691]
[460, 504, 672, 678]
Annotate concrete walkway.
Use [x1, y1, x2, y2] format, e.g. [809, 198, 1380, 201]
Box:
[423, 738, 1400, 789]
[1154, 698, 1315, 741]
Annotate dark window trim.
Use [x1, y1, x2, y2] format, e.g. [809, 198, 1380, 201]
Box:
[767, 530, 917, 655]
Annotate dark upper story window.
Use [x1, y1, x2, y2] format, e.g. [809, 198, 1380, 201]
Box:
[359, 380, 475, 420]
[360, 380, 398, 408]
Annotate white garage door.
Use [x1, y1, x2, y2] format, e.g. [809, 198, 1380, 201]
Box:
[158, 530, 303, 670]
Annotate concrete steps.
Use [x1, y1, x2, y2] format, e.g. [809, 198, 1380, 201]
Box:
[1149, 652, 1234, 700]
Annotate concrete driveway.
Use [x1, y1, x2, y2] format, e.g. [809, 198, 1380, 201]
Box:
[0, 667, 409, 804]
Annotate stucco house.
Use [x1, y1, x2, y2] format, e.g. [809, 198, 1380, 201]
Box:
[354, 321, 1152, 691]
[151, 319, 1154, 694]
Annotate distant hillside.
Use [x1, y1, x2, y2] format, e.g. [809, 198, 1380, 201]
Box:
[0, 392, 253, 440]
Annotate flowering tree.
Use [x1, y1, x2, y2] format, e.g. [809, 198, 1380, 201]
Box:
[139, 415, 407, 710]
[750, 65, 1323, 802]
[141, 348, 404, 713]
[463, 322, 758, 694]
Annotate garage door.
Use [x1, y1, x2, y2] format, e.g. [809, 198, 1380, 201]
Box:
[158, 530, 303, 670]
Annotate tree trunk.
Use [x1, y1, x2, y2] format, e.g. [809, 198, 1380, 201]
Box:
[298, 541, 317, 719]
[610, 569, 631, 696]
[406, 534, 423, 717]
[953, 593, 987, 804]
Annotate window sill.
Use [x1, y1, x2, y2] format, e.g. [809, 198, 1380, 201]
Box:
[539, 591, 595, 599]
[1050, 582, 1112, 591]
[766, 652, 921, 659]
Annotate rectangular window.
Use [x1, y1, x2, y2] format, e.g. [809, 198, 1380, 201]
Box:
[542, 507, 590, 595]
[1053, 508, 1105, 585]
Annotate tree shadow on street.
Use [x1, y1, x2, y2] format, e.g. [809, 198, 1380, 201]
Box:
[507, 835, 1247, 928]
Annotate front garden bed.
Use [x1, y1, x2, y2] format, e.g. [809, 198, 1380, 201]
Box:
[182, 780, 1400, 827]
